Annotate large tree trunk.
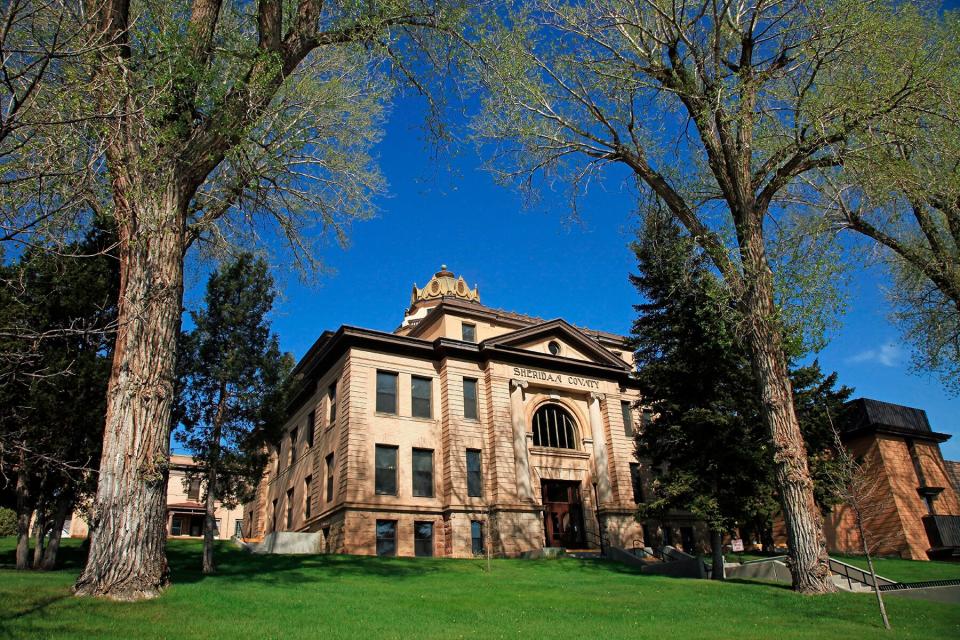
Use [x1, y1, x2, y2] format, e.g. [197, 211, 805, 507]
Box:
[74, 181, 187, 600]
[202, 468, 218, 575]
[41, 496, 73, 571]
[710, 530, 724, 581]
[15, 462, 32, 570]
[739, 218, 835, 594]
[202, 405, 225, 575]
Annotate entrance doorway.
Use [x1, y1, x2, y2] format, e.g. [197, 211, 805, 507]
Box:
[541, 480, 586, 548]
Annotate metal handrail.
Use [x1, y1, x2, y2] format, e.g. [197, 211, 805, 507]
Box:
[828, 557, 896, 589]
[739, 555, 788, 566]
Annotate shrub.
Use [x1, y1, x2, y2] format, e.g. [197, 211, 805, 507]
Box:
[0, 507, 16, 536]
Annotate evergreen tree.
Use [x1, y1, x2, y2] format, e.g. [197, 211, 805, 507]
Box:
[630, 212, 852, 574]
[0, 222, 119, 570]
[174, 254, 292, 574]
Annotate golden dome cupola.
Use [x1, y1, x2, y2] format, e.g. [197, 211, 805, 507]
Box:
[410, 265, 480, 306]
[400, 266, 480, 330]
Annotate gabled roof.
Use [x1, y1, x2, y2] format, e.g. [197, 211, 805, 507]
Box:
[403, 298, 629, 350]
[482, 318, 630, 370]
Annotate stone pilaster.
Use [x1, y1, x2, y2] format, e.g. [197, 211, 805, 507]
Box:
[509, 379, 534, 503]
[589, 392, 613, 505]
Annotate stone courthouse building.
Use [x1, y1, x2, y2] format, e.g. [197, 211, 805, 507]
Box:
[243, 267, 651, 557]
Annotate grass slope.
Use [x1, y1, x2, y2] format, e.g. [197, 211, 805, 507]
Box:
[0, 538, 957, 639]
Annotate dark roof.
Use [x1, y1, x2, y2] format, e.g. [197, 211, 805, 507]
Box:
[843, 398, 951, 443]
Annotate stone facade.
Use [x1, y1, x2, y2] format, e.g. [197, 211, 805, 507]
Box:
[244, 267, 650, 557]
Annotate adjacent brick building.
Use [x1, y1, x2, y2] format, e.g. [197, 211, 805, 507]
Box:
[823, 398, 960, 560]
[243, 267, 656, 557]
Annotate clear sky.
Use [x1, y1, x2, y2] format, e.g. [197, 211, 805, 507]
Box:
[183, 4, 960, 460]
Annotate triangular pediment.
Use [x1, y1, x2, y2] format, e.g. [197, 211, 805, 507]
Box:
[482, 319, 629, 369]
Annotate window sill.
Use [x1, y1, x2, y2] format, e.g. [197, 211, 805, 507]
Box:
[374, 412, 437, 423]
[529, 447, 591, 460]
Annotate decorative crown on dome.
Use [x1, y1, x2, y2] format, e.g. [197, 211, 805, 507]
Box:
[410, 265, 480, 307]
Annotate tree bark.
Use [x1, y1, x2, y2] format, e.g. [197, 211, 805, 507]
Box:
[15, 462, 32, 571]
[203, 391, 226, 575]
[73, 180, 187, 600]
[739, 216, 836, 594]
[710, 530, 724, 581]
[202, 467, 218, 574]
[41, 496, 73, 570]
[32, 505, 46, 569]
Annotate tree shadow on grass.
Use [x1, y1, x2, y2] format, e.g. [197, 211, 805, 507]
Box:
[166, 541, 443, 586]
[0, 593, 72, 640]
[723, 577, 794, 591]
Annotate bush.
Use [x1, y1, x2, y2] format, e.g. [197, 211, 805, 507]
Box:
[0, 507, 16, 536]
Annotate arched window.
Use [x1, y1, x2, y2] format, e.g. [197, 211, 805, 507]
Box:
[532, 404, 578, 449]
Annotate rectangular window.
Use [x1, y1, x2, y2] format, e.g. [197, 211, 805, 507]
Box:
[414, 521, 434, 557]
[461, 322, 477, 342]
[376, 520, 397, 556]
[275, 442, 282, 473]
[214, 519, 221, 535]
[471, 520, 484, 556]
[234, 520, 243, 538]
[642, 409, 653, 427]
[411, 376, 432, 419]
[463, 377, 478, 420]
[328, 381, 338, 425]
[376, 371, 398, 414]
[288, 427, 298, 465]
[466, 449, 482, 498]
[375, 445, 398, 495]
[304, 475, 313, 519]
[306, 411, 315, 448]
[326, 452, 335, 502]
[187, 478, 201, 502]
[630, 463, 644, 504]
[412, 448, 434, 497]
[286, 488, 294, 529]
[171, 518, 183, 536]
[621, 401, 634, 437]
[271, 498, 278, 531]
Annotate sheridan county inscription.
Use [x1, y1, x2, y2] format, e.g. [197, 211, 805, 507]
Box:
[512, 367, 600, 389]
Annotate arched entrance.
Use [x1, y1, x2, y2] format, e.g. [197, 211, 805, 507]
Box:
[541, 480, 586, 548]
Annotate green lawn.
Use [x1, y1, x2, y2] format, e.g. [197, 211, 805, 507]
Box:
[1, 538, 957, 639]
[730, 552, 960, 584]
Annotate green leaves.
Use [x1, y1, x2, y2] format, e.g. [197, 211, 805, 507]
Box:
[175, 252, 292, 506]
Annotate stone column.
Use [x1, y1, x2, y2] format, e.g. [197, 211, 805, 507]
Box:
[589, 392, 613, 505]
[509, 379, 534, 503]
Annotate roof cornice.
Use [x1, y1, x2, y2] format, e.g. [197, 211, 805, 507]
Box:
[287, 324, 640, 412]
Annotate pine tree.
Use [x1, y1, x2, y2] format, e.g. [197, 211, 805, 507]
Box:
[0, 222, 119, 570]
[174, 254, 292, 574]
[630, 212, 852, 574]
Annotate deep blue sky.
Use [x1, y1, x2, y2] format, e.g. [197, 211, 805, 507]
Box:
[184, 4, 960, 459]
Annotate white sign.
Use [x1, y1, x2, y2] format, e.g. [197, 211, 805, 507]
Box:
[731, 538, 744, 552]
